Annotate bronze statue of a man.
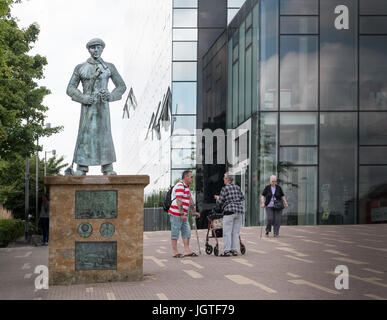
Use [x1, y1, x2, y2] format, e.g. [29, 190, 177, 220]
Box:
[66, 38, 126, 176]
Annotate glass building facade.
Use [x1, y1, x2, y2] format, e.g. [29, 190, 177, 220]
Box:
[122, 0, 246, 197]
[123, 0, 387, 226]
[172, 0, 246, 189]
[172, 0, 198, 185]
[223, 0, 387, 226]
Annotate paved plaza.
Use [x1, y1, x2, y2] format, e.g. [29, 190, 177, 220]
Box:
[0, 224, 387, 300]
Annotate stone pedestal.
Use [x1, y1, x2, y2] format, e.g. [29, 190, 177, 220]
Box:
[45, 175, 149, 286]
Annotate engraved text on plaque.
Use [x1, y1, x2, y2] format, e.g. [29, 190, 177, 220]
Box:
[75, 190, 118, 219]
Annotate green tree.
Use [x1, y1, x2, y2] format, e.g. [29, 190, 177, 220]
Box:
[0, 0, 61, 160]
[144, 189, 168, 208]
[0, 154, 67, 219]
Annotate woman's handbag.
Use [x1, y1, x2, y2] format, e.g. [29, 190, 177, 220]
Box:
[274, 199, 285, 210]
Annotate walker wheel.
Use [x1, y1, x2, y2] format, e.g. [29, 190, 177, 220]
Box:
[240, 243, 246, 255]
[205, 244, 213, 255]
[214, 245, 219, 256]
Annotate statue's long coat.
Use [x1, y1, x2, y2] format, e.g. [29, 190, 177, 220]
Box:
[67, 58, 126, 166]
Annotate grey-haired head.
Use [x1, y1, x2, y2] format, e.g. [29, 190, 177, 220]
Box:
[224, 172, 234, 184]
[86, 38, 106, 49]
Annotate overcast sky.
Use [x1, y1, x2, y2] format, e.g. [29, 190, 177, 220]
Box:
[11, 0, 146, 175]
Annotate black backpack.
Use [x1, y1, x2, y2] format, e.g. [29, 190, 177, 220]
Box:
[162, 185, 176, 212]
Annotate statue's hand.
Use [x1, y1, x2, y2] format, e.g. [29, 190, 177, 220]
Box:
[100, 89, 110, 102]
[85, 94, 99, 105]
[87, 95, 95, 105]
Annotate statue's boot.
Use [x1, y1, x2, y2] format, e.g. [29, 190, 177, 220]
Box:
[75, 164, 88, 176]
[103, 171, 117, 175]
[74, 170, 86, 176]
[102, 163, 116, 175]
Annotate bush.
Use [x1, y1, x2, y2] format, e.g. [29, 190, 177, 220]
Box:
[144, 189, 168, 208]
[0, 219, 25, 247]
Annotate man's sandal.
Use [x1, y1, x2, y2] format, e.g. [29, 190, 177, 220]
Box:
[173, 253, 183, 258]
[220, 251, 232, 257]
[183, 252, 198, 257]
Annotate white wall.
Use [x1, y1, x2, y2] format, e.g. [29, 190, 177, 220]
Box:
[121, 0, 173, 195]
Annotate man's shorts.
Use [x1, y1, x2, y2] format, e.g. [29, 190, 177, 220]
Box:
[170, 214, 191, 240]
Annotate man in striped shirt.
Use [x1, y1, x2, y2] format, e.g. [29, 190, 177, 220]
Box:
[169, 170, 200, 258]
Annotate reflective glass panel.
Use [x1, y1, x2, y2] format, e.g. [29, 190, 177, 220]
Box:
[251, 113, 260, 224]
[261, 0, 279, 110]
[280, 16, 318, 34]
[280, 147, 317, 165]
[172, 135, 196, 149]
[239, 22, 245, 123]
[280, 36, 318, 110]
[173, 62, 197, 81]
[280, 0, 318, 15]
[171, 148, 196, 169]
[359, 112, 387, 145]
[360, 36, 387, 110]
[228, 0, 246, 7]
[320, 0, 357, 110]
[172, 82, 197, 114]
[171, 170, 184, 185]
[173, 29, 198, 41]
[173, 0, 197, 8]
[232, 130, 249, 162]
[360, 17, 387, 34]
[259, 113, 278, 187]
[172, 116, 196, 135]
[359, 166, 387, 224]
[199, 0, 227, 28]
[280, 113, 317, 145]
[360, 0, 387, 15]
[228, 9, 240, 24]
[360, 147, 387, 165]
[319, 112, 357, 225]
[246, 28, 252, 47]
[232, 63, 239, 127]
[233, 44, 239, 62]
[173, 9, 197, 27]
[227, 37, 233, 129]
[281, 166, 317, 225]
[245, 46, 252, 118]
[246, 12, 252, 28]
[252, 3, 259, 113]
[173, 42, 197, 61]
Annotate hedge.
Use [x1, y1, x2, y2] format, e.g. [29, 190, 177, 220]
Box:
[0, 219, 25, 247]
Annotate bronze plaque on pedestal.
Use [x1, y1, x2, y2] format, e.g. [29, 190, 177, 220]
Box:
[75, 190, 117, 219]
[75, 241, 117, 271]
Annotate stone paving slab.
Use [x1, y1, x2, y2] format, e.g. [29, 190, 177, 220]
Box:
[0, 224, 386, 300]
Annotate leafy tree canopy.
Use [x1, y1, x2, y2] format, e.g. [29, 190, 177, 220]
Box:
[0, 0, 62, 159]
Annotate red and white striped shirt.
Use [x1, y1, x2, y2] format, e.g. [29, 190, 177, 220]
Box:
[168, 181, 191, 217]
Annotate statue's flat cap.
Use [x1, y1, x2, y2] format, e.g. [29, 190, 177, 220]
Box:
[86, 38, 106, 49]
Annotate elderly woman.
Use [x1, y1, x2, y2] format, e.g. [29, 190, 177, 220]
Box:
[261, 175, 289, 237]
[214, 172, 244, 256]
